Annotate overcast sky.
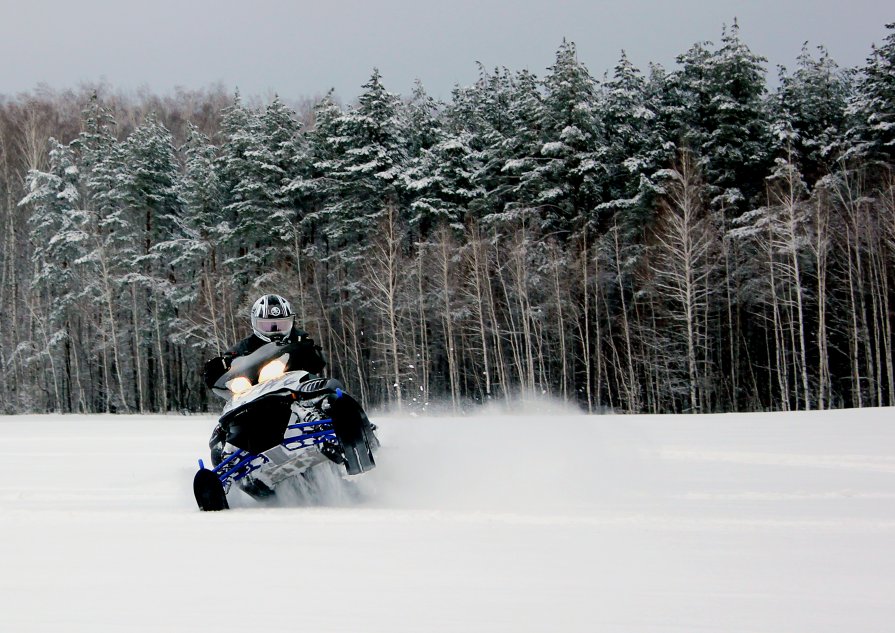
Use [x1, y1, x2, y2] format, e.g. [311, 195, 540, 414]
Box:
[1, 0, 891, 102]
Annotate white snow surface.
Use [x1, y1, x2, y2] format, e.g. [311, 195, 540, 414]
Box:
[1, 406, 894, 632]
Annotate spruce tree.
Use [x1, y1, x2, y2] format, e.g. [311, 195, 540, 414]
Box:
[670, 22, 770, 216]
[847, 22, 895, 165]
[536, 40, 602, 234]
[773, 44, 850, 185]
[598, 52, 669, 237]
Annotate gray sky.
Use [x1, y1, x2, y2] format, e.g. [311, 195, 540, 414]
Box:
[1, 0, 891, 102]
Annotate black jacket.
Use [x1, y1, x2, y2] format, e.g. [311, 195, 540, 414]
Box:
[203, 326, 326, 389]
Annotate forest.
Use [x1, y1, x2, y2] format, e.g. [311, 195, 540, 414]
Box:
[1, 21, 894, 415]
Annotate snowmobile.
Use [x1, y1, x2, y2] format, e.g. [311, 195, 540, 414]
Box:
[193, 339, 378, 511]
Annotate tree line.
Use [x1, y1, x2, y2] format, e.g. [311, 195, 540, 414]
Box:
[3, 21, 895, 415]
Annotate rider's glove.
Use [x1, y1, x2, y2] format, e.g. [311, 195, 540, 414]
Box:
[203, 354, 233, 389]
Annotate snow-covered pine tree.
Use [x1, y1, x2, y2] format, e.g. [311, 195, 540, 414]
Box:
[21, 140, 86, 411]
[217, 93, 300, 294]
[403, 81, 476, 236]
[598, 52, 669, 239]
[319, 69, 408, 256]
[69, 96, 132, 412]
[407, 126, 482, 235]
[669, 22, 770, 217]
[402, 80, 442, 161]
[847, 22, 895, 166]
[534, 40, 602, 235]
[110, 116, 183, 411]
[166, 124, 230, 348]
[772, 44, 851, 186]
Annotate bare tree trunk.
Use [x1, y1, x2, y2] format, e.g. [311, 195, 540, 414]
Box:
[96, 245, 129, 412]
[813, 193, 831, 409]
[551, 244, 569, 402]
[494, 240, 525, 394]
[768, 243, 791, 411]
[293, 227, 307, 326]
[416, 243, 430, 406]
[203, 265, 224, 353]
[69, 319, 87, 413]
[29, 295, 61, 410]
[513, 227, 537, 394]
[0, 131, 23, 407]
[880, 177, 895, 404]
[364, 204, 403, 411]
[130, 284, 145, 413]
[153, 297, 168, 412]
[593, 252, 605, 410]
[482, 236, 508, 401]
[347, 305, 368, 409]
[468, 222, 492, 399]
[845, 225, 864, 408]
[580, 231, 593, 412]
[780, 166, 812, 410]
[438, 228, 460, 411]
[723, 236, 739, 411]
[612, 227, 640, 412]
[649, 153, 717, 413]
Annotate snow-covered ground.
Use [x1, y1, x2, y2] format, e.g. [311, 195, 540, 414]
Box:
[1, 406, 894, 632]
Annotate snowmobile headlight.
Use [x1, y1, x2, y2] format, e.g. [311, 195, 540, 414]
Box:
[258, 359, 287, 384]
[227, 376, 253, 395]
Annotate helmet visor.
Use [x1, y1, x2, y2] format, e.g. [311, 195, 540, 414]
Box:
[255, 316, 294, 335]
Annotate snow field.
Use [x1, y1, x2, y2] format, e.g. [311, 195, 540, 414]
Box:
[1, 407, 894, 632]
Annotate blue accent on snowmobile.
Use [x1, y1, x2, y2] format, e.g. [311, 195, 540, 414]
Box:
[231, 458, 267, 482]
[284, 429, 337, 450]
[205, 422, 338, 488]
[220, 452, 267, 482]
[334, 388, 343, 399]
[213, 448, 247, 472]
[286, 418, 333, 430]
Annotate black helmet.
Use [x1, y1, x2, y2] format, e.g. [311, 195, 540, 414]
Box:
[251, 294, 295, 342]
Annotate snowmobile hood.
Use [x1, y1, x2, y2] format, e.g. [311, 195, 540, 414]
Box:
[219, 370, 312, 418]
[212, 340, 305, 399]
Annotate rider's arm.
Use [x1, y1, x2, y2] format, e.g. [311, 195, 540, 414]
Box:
[202, 353, 235, 389]
[292, 329, 326, 375]
[304, 341, 326, 375]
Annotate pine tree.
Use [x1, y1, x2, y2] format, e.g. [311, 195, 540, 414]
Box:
[320, 69, 408, 255]
[21, 140, 86, 411]
[535, 40, 602, 234]
[110, 115, 183, 411]
[217, 94, 296, 287]
[773, 44, 851, 185]
[598, 52, 670, 237]
[670, 22, 770, 216]
[847, 22, 895, 165]
[403, 81, 477, 236]
[450, 66, 519, 223]
[71, 97, 132, 412]
[165, 124, 231, 352]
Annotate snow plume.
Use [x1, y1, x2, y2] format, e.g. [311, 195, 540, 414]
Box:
[267, 462, 366, 508]
[371, 390, 604, 419]
[355, 411, 649, 515]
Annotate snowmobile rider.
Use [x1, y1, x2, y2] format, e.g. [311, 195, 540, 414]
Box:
[202, 294, 326, 390]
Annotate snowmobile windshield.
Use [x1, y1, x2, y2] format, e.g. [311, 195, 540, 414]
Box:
[255, 317, 294, 336]
[212, 339, 304, 399]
